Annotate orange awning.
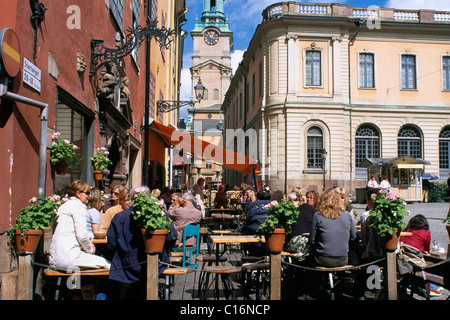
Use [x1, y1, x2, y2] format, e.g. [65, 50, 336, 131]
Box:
[149, 121, 258, 176]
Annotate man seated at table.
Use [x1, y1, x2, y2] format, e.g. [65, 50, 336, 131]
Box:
[167, 192, 202, 246]
[240, 191, 271, 256]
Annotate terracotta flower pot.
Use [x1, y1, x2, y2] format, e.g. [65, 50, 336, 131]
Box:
[54, 162, 69, 175]
[14, 229, 43, 254]
[141, 228, 168, 253]
[379, 228, 401, 251]
[93, 170, 104, 180]
[264, 228, 286, 253]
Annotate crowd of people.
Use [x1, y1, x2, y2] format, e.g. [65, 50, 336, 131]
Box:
[48, 180, 205, 300]
[48, 175, 442, 300]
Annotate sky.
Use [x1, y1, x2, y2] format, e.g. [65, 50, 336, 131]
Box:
[179, 0, 450, 119]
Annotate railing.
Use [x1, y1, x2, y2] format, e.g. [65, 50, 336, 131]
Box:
[394, 11, 419, 21]
[262, 2, 450, 24]
[299, 4, 328, 15]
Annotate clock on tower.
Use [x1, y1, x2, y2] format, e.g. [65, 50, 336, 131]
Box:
[204, 29, 219, 46]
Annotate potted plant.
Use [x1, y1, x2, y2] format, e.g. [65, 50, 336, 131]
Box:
[180, 181, 190, 192]
[90, 147, 112, 180]
[131, 191, 171, 253]
[256, 197, 299, 253]
[68, 148, 83, 179]
[8, 195, 62, 254]
[48, 132, 78, 175]
[368, 192, 409, 250]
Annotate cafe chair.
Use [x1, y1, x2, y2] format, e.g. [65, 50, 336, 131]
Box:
[241, 260, 270, 300]
[199, 265, 242, 300]
[196, 254, 228, 298]
[161, 267, 189, 300]
[398, 255, 449, 300]
[172, 224, 200, 269]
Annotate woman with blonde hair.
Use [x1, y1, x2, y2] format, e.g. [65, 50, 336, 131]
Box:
[309, 187, 357, 268]
[50, 181, 110, 270]
[86, 188, 104, 238]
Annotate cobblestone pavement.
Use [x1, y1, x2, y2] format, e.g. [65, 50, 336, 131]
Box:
[164, 202, 449, 301]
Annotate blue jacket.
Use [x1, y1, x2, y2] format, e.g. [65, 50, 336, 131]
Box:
[241, 200, 270, 234]
[107, 209, 178, 282]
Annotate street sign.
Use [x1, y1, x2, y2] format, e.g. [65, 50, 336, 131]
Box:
[23, 57, 41, 92]
[255, 169, 260, 174]
[0, 28, 21, 77]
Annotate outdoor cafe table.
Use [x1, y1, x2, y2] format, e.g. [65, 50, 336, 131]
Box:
[209, 234, 265, 265]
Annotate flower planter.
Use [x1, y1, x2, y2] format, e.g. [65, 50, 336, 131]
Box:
[54, 162, 69, 175]
[14, 229, 43, 254]
[93, 170, 104, 180]
[141, 228, 168, 254]
[264, 228, 286, 253]
[379, 228, 401, 251]
[446, 224, 450, 239]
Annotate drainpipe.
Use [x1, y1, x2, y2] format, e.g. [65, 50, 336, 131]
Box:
[0, 84, 48, 199]
[348, 19, 364, 195]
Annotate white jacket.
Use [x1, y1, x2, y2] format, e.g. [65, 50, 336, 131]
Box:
[49, 197, 110, 270]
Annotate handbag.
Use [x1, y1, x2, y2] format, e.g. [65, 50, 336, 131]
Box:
[397, 242, 427, 275]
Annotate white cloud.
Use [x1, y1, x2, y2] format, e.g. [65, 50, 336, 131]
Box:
[230, 49, 245, 75]
[384, 0, 450, 11]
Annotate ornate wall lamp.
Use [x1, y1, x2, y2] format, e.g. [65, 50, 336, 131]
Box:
[156, 78, 206, 113]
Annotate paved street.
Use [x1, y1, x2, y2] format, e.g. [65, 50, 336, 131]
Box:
[164, 202, 449, 301]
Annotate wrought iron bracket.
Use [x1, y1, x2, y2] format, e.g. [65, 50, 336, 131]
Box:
[30, 0, 47, 59]
[156, 100, 197, 113]
[89, 19, 175, 77]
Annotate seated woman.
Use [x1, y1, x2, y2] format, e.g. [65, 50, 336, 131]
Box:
[399, 214, 431, 254]
[309, 187, 357, 268]
[214, 186, 228, 208]
[107, 185, 177, 300]
[86, 188, 103, 239]
[49, 181, 110, 270]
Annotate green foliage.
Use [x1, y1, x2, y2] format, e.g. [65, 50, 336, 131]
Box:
[91, 147, 112, 171]
[131, 193, 171, 230]
[368, 192, 409, 236]
[8, 195, 62, 240]
[428, 181, 448, 203]
[48, 132, 77, 165]
[256, 200, 299, 235]
[68, 149, 83, 170]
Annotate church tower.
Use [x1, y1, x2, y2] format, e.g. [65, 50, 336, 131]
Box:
[190, 0, 233, 109]
[185, 0, 233, 184]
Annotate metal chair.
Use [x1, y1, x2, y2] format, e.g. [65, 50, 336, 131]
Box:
[172, 224, 200, 269]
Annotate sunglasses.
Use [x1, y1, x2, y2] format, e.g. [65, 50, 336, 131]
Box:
[81, 191, 91, 195]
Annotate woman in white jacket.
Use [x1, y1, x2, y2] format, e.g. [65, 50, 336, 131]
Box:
[49, 181, 110, 270]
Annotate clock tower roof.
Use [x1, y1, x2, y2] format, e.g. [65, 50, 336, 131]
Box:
[193, 0, 231, 33]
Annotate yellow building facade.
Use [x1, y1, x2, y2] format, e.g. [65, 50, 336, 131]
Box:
[222, 2, 450, 197]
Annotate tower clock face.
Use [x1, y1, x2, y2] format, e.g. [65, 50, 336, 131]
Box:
[204, 29, 219, 46]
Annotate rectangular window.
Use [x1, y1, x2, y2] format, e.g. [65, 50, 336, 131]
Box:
[401, 55, 416, 89]
[252, 73, 256, 105]
[259, 61, 263, 96]
[443, 56, 450, 90]
[110, 0, 125, 29]
[131, 0, 141, 65]
[305, 50, 321, 86]
[307, 136, 323, 169]
[359, 53, 374, 88]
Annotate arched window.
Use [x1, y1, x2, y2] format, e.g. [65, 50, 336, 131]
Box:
[307, 126, 323, 169]
[398, 126, 421, 158]
[213, 89, 219, 100]
[439, 127, 450, 176]
[355, 124, 380, 168]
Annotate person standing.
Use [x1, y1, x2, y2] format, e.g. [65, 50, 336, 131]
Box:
[49, 181, 110, 270]
[367, 175, 379, 189]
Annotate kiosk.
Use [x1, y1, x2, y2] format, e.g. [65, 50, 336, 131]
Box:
[361, 156, 431, 202]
